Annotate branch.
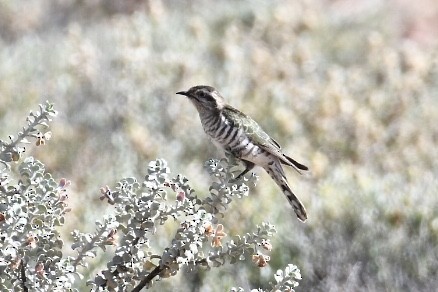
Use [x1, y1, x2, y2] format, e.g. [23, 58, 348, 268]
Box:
[131, 266, 162, 292]
[0, 101, 56, 169]
[20, 259, 28, 292]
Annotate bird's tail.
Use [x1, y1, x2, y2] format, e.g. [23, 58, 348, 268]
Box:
[265, 162, 307, 222]
[281, 154, 309, 175]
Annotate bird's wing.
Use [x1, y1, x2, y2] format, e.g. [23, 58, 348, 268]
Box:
[224, 106, 284, 155]
[223, 105, 308, 172]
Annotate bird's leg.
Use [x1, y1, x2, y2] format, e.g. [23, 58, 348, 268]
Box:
[234, 160, 255, 181]
[224, 148, 237, 162]
[225, 147, 241, 166]
[224, 147, 254, 180]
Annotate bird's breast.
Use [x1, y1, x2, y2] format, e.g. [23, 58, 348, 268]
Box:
[199, 112, 273, 166]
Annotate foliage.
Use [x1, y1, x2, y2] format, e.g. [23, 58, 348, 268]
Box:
[0, 103, 77, 290]
[0, 103, 300, 291]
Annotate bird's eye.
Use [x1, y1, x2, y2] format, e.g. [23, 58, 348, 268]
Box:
[198, 91, 206, 98]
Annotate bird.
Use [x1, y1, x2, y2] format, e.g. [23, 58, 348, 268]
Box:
[176, 85, 309, 222]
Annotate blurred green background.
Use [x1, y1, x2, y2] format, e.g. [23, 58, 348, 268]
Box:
[1, 0, 438, 291]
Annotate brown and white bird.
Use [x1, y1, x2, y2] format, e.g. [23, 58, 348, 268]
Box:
[177, 85, 309, 222]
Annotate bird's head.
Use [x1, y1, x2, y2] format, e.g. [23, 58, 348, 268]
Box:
[176, 85, 226, 112]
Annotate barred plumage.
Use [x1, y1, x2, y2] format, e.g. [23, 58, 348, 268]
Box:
[177, 85, 309, 222]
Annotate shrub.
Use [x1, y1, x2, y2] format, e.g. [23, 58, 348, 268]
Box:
[0, 102, 301, 291]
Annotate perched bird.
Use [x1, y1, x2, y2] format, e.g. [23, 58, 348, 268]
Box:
[177, 85, 309, 222]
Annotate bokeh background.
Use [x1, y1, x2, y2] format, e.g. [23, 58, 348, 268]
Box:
[1, 0, 438, 291]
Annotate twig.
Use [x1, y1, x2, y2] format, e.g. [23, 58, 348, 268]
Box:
[131, 266, 162, 292]
[20, 259, 28, 292]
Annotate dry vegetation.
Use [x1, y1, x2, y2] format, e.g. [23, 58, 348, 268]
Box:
[1, 0, 437, 291]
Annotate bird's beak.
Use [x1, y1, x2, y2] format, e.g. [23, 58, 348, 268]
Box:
[176, 91, 188, 96]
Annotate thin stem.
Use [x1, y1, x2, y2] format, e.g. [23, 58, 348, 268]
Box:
[131, 266, 162, 292]
[72, 228, 105, 271]
[20, 259, 28, 292]
[0, 109, 46, 157]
